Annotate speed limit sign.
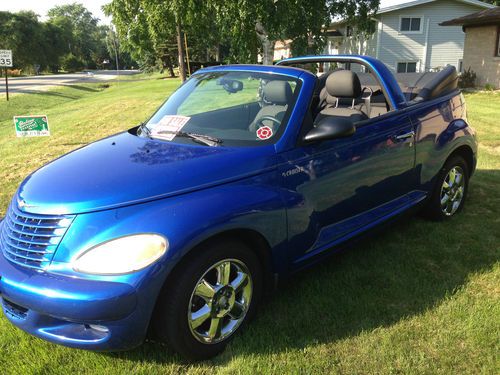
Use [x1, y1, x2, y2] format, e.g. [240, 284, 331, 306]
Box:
[0, 50, 13, 67]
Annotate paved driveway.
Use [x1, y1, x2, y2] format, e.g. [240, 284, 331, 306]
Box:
[0, 70, 140, 95]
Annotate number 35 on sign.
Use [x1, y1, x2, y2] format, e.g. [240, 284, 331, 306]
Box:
[0, 50, 13, 67]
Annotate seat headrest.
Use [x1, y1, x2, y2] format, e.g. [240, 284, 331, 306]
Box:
[325, 70, 362, 98]
[263, 81, 292, 104]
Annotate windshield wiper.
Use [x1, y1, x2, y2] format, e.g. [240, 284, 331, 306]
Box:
[154, 130, 223, 147]
[138, 123, 151, 137]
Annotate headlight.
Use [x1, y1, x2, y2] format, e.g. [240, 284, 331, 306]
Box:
[72, 234, 168, 275]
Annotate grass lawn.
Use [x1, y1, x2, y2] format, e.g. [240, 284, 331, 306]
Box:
[0, 78, 498, 374]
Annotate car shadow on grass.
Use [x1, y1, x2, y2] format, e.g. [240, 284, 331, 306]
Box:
[65, 84, 101, 92]
[107, 169, 499, 366]
[2, 89, 80, 99]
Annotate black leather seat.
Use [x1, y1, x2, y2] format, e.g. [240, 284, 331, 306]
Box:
[316, 70, 368, 123]
[249, 81, 292, 132]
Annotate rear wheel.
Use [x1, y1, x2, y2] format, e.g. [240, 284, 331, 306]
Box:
[423, 155, 469, 220]
[154, 239, 262, 360]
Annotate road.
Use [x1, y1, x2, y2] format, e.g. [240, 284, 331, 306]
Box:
[0, 70, 140, 95]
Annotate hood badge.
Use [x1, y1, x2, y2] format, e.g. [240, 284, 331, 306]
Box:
[17, 197, 36, 210]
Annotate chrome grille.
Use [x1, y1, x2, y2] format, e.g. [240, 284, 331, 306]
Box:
[0, 203, 74, 270]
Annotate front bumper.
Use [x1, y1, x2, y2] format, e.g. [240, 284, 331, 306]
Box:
[0, 251, 151, 351]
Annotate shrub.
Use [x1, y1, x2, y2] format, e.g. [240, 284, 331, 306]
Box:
[484, 83, 495, 91]
[459, 67, 476, 88]
[61, 54, 84, 73]
[6, 69, 23, 77]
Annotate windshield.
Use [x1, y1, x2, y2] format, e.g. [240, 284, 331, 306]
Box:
[142, 71, 301, 146]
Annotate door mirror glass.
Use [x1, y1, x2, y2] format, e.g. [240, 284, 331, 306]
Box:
[303, 117, 356, 143]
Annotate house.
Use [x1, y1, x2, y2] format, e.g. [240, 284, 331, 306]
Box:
[273, 40, 292, 62]
[326, 0, 495, 73]
[441, 6, 500, 88]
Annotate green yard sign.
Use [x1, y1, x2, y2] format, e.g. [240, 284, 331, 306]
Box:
[13, 115, 50, 137]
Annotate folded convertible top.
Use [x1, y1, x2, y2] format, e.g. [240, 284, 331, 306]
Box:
[357, 65, 459, 105]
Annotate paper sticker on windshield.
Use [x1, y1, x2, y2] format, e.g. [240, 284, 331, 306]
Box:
[150, 115, 191, 141]
[256, 126, 273, 140]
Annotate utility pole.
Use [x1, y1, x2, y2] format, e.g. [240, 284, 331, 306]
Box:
[112, 29, 120, 78]
[184, 33, 191, 77]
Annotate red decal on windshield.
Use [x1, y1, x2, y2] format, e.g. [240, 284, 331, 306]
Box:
[256, 126, 273, 140]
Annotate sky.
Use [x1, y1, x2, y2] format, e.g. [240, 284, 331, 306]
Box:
[0, 0, 415, 25]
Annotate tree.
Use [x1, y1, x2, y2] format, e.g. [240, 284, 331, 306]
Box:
[0, 11, 43, 71]
[481, 0, 500, 5]
[41, 22, 70, 72]
[104, 0, 381, 72]
[211, 0, 379, 65]
[47, 3, 108, 68]
[104, 0, 176, 76]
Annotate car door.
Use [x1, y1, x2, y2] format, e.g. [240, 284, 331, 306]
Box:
[280, 111, 417, 265]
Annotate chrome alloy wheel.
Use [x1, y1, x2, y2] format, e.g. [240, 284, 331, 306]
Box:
[188, 259, 253, 344]
[440, 166, 465, 216]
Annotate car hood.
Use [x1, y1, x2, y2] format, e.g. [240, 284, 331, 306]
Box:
[16, 131, 277, 215]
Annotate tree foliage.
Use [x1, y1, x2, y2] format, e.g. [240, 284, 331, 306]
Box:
[105, 0, 380, 71]
[0, 4, 132, 74]
[481, 0, 500, 5]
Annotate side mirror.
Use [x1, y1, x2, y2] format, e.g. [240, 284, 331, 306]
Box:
[303, 117, 356, 143]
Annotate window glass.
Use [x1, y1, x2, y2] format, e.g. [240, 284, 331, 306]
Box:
[407, 62, 417, 73]
[410, 18, 421, 31]
[142, 71, 300, 146]
[496, 29, 500, 57]
[177, 78, 259, 116]
[397, 62, 417, 73]
[401, 17, 421, 32]
[401, 18, 411, 31]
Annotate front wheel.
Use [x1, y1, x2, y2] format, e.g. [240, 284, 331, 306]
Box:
[423, 155, 469, 220]
[153, 239, 262, 360]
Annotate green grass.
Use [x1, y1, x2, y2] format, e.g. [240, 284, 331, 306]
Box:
[0, 82, 499, 374]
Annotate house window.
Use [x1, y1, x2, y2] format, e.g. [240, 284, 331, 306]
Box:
[397, 62, 417, 73]
[346, 25, 353, 37]
[400, 17, 422, 32]
[496, 27, 500, 57]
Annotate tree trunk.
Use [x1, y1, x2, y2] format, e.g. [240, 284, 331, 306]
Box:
[255, 21, 275, 65]
[215, 44, 220, 62]
[176, 17, 187, 82]
[167, 60, 175, 78]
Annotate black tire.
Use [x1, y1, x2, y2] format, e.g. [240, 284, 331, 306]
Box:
[153, 239, 263, 361]
[423, 155, 469, 221]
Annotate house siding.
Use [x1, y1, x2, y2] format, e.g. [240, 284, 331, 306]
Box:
[462, 25, 500, 88]
[331, 0, 488, 73]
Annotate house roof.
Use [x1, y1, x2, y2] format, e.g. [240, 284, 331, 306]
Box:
[440, 6, 500, 26]
[330, 0, 494, 26]
[377, 0, 494, 14]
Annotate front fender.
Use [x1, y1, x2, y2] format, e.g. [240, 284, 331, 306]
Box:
[51, 170, 287, 285]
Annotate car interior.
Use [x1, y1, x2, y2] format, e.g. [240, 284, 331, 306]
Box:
[395, 65, 458, 104]
[308, 65, 392, 125]
[292, 61, 458, 126]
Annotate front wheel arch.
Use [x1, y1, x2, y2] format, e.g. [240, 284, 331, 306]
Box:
[148, 228, 275, 339]
[447, 144, 475, 177]
[166, 228, 274, 293]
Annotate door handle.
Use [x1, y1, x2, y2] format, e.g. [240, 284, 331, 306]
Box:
[392, 131, 415, 142]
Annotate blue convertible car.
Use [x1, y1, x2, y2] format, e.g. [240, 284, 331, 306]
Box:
[0, 55, 476, 360]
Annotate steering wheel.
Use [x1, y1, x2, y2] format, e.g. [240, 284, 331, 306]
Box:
[252, 115, 281, 132]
